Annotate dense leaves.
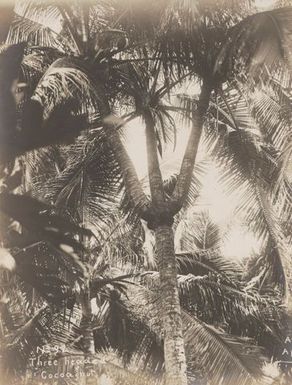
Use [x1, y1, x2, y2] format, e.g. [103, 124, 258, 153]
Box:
[1, 1, 292, 385]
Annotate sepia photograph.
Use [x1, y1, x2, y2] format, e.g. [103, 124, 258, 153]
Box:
[0, 0, 292, 384]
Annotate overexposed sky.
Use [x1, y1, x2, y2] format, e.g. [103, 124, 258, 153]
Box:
[253, 0, 278, 10]
[124, 119, 261, 261]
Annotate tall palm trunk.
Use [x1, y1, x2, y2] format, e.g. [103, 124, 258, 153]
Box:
[153, 82, 211, 385]
[144, 110, 188, 385]
[102, 81, 211, 385]
[155, 225, 187, 385]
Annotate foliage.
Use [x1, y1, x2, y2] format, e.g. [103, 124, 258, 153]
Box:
[0, 0, 292, 385]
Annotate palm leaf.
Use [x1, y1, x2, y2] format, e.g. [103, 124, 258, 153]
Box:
[176, 249, 242, 280]
[6, 14, 64, 49]
[0, 192, 91, 275]
[1, 95, 87, 162]
[92, 291, 164, 371]
[35, 131, 121, 235]
[123, 284, 268, 385]
[1, 305, 81, 374]
[20, 47, 64, 98]
[177, 211, 222, 251]
[214, 7, 292, 79]
[140, 270, 283, 353]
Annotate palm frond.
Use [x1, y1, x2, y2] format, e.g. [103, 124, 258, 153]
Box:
[177, 211, 222, 251]
[0, 192, 91, 275]
[183, 312, 266, 385]
[141, 270, 283, 350]
[1, 89, 87, 162]
[250, 76, 291, 151]
[214, 7, 292, 80]
[7, 14, 64, 50]
[35, 131, 121, 233]
[1, 305, 81, 375]
[176, 249, 242, 280]
[91, 288, 164, 372]
[0, 285, 28, 333]
[33, 57, 100, 122]
[123, 284, 269, 385]
[20, 47, 64, 98]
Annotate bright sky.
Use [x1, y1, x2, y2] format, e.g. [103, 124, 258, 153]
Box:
[254, 0, 278, 10]
[124, 119, 262, 261]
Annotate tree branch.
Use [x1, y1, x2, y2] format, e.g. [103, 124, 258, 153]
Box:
[171, 81, 212, 211]
[90, 82, 151, 218]
[144, 110, 165, 205]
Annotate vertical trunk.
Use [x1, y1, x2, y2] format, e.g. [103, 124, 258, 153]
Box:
[143, 110, 188, 384]
[102, 90, 213, 383]
[98, 97, 150, 216]
[155, 225, 187, 385]
[151, 82, 211, 385]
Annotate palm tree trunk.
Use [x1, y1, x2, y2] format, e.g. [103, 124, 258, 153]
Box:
[155, 224, 187, 385]
[143, 111, 188, 385]
[99, 97, 151, 218]
[102, 84, 212, 385]
[152, 81, 211, 385]
[145, 111, 165, 205]
[172, 81, 212, 209]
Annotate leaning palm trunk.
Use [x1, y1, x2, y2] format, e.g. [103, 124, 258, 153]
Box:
[255, 184, 292, 314]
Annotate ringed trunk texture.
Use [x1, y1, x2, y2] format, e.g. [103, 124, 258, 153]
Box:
[155, 225, 188, 385]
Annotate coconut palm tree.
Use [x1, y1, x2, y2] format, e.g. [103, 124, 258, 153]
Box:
[22, 130, 290, 384]
[2, 1, 292, 384]
[202, 75, 292, 309]
[100, 3, 292, 383]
